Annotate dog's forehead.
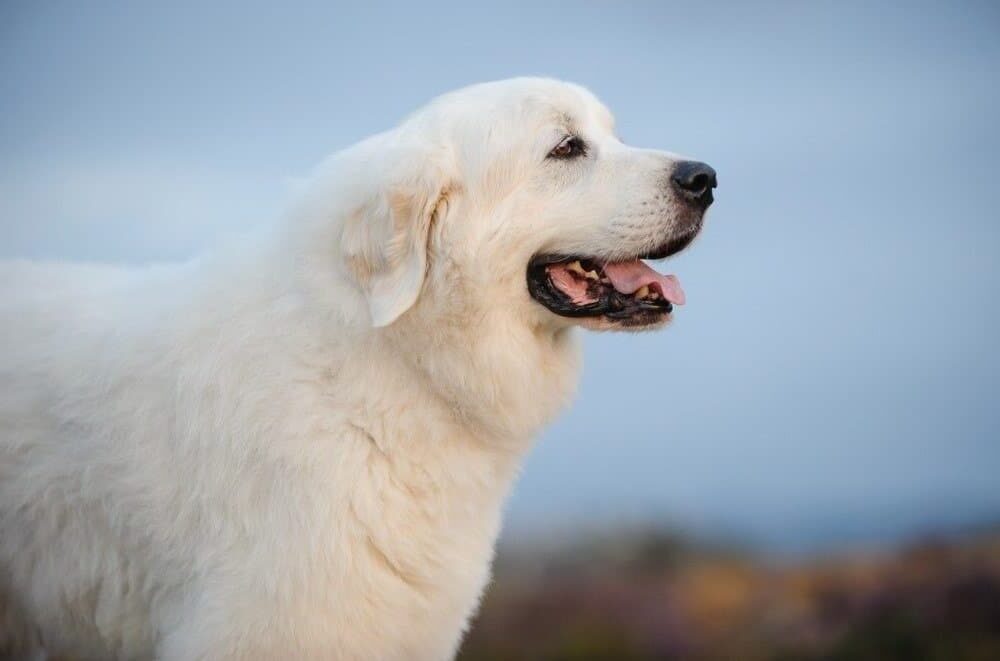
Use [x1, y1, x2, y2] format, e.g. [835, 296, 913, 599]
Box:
[502, 81, 615, 135]
[423, 78, 615, 136]
[546, 84, 615, 133]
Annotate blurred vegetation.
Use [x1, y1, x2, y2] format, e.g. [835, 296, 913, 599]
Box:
[458, 527, 1000, 661]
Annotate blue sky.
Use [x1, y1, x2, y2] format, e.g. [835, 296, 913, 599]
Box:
[2, 1, 998, 552]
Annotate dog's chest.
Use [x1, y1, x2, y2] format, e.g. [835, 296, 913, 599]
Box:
[280, 422, 520, 659]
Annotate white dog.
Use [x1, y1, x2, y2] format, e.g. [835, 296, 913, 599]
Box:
[0, 78, 715, 660]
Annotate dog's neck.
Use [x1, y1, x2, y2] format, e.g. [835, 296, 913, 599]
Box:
[380, 309, 581, 447]
[268, 219, 583, 449]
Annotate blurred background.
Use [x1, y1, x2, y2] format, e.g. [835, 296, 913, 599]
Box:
[3, 1, 999, 658]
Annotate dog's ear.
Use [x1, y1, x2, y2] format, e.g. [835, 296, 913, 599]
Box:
[341, 144, 452, 327]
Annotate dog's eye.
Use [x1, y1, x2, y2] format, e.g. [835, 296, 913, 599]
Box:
[548, 136, 586, 160]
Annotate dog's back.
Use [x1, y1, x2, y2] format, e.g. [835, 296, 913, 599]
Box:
[0, 260, 165, 658]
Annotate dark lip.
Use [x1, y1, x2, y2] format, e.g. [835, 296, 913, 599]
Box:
[639, 227, 700, 260]
[526, 221, 703, 323]
[526, 255, 673, 322]
[529, 229, 697, 269]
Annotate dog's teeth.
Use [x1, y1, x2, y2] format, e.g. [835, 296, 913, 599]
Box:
[566, 260, 601, 281]
[635, 285, 650, 299]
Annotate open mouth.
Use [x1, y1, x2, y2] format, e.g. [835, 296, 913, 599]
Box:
[527, 247, 688, 328]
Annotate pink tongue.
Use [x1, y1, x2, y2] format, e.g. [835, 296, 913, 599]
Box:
[602, 260, 686, 305]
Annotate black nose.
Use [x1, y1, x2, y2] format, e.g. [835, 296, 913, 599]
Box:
[671, 161, 717, 207]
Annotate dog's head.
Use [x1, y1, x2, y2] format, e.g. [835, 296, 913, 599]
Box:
[332, 78, 715, 332]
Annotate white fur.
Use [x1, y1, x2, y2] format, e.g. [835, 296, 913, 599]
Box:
[0, 78, 693, 660]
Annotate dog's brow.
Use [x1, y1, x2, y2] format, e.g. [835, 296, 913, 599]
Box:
[554, 111, 576, 133]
